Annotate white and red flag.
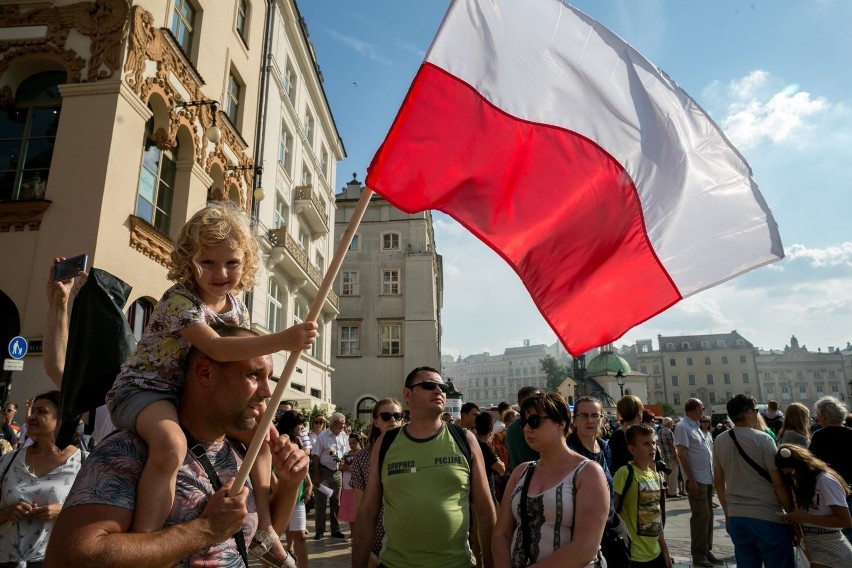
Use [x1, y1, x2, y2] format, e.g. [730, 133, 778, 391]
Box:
[365, 0, 783, 356]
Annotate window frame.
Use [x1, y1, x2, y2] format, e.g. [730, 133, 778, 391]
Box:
[338, 323, 360, 356]
[381, 268, 400, 295]
[171, 0, 196, 57]
[266, 277, 284, 332]
[382, 232, 400, 250]
[379, 321, 402, 357]
[235, 0, 249, 43]
[278, 122, 293, 175]
[341, 269, 359, 296]
[225, 71, 242, 126]
[135, 119, 178, 235]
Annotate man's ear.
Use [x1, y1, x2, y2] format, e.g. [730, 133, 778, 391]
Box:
[194, 356, 216, 387]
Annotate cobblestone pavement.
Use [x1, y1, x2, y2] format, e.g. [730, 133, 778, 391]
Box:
[251, 494, 738, 567]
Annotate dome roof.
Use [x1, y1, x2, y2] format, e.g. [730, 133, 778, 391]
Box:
[586, 351, 632, 376]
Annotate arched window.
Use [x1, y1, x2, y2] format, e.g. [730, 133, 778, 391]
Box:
[357, 397, 377, 426]
[126, 297, 154, 342]
[0, 71, 63, 201]
[136, 118, 177, 234]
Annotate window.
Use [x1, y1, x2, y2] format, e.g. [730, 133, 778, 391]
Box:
[357, 397, 376, 425]
[816, 384, 824, 395]
[311, 322, 323, 360]
[126, 298, 154, 342]
[298, 223, 309, 250]
[304, 110, 314, 146]
[339, 324, 360, 356]
[742, 372, 750, 384]
[829, 370, 837, 378]
[766, 391, 774, 400]
[293, 298, 306, 325]
[723, 373, 730, 384]
[292, 383, 305, 392]
[273, 193, 288, 229]
[690, 392, 698, 399]
[235, 0, 248, 41]
[717, 340, 726, 347]
[709, 392, 717, 404]
[266, 278, 283, 332]
[681, 342, 690, 349]
[640, 365, 646, 374]
[654, 365, 659, 373]
[673, 393, 681, 405]
[688, 375, 696, 386]
[740, 355, 747, 364]
[831, 384, 840, 394]
[704, 356, 711, 365]
[320, 146, 329, 179]
[814, 371, 822, 379]
[226, 72, 241, 125]
[136, 119, 177, 234]
[797, 371, 804, 378]
[666, 342, 675, 350]
[0, 71, 63, 202]
[301, 162, 312, 187]
[701, 341, 710, 348]
[799, 385, 807, 400]
[171, 0, 196, 56]
[380, 322, 402, 356]
[349, 234, 360, 251]
[721, 356, 728, 364]
[725, 391, 733, 400]
[382, 269, 400, 294]
[341, 270, 358, 295]
[687, 357, 693, 366]
[736, 339, 745, 346]
[706, 374, 714, 385]
[781, 385, 791, 401]
[671, 376, 679, 386]
[284, 59, 297, 104]
[315, 252, 324, 273]
[310, 388, 321, 399]
[382, 232, 400, 250]
[278, 123, 293, 174]
[669, 358, 676, 366]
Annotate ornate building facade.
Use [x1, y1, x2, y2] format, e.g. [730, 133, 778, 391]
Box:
[0, 0, 342, 409]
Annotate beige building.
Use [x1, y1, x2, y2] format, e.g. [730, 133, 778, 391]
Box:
[0, 0, 342, 410]
[755, 336, 850, 411]
[331, 177, 443, 424]
[443, 341, 550, 407]
[633, 332, 760, 411]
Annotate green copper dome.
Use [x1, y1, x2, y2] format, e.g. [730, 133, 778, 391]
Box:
[586, 351, 632, 376]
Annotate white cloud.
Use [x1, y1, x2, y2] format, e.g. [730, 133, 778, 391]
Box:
[785, 242, 852, 267]
[727, 70, 770, 101]
[324, 28, 391, 65]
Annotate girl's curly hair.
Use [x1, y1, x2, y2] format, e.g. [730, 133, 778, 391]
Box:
[167, 202, 261, 292]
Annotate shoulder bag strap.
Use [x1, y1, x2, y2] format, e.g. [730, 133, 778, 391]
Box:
[570, 461, 590, 541]
[729, 430, 771, 483]
[615, 462, 635, 515]
[0, 447, 23, 490]
[183, 429, 249, 568]
[520, 461, 536, 565]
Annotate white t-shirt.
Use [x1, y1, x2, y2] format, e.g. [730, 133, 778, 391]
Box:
[803, 472, 850, 527]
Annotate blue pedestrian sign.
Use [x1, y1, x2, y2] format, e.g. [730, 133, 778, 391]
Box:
[8, 336, 27, 360]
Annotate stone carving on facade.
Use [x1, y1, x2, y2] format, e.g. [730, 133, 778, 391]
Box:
[128, 215, 174, 267]
[0, 0, 129, 83]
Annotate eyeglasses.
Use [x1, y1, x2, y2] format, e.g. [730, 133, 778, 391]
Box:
[521, 414, 553, 429]
[408, 381, 449, 393]
[3, 409, 13, 413]
[313, 419, 326, 424]
[576, 412, 602, 420]
[378, 412, 404, 422]
[700, 420, 710, 424]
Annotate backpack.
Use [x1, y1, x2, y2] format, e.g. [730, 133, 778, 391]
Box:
[601, 463, 635, 568]
[378, 422, 473, 478]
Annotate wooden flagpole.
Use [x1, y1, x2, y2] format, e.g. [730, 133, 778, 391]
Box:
[229, 187, 374, 495]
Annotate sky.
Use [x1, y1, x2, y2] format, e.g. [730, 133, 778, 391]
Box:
[297, 0, 852, 359]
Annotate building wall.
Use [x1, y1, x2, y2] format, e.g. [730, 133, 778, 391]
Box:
[0, 1, 341, 410]
[331, 178, 443, 423]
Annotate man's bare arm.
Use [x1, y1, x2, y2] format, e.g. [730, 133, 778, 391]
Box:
[352, 435, 384, 567]
[466, 430, 497, 568]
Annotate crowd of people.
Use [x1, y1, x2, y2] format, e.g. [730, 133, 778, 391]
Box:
[1, 200, 851, 568]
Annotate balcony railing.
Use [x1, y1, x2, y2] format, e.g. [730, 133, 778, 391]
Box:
[268, 226, 339, 310]
[294, 185, 328, 233]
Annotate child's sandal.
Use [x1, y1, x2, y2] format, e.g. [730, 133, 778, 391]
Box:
[248, 529, 297, 567]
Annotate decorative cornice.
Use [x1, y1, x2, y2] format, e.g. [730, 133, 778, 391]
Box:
[0, 0, 130, 83]
[0, 199, 51, 232]
[58, 81, 121, 98]
[128, 214, 173, 267]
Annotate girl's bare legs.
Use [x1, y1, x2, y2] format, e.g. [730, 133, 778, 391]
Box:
[132, 400, 187, 532]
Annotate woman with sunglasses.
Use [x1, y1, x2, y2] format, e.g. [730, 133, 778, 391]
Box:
[493, 392, 609, 567]
[350, 398, 403, 568]
[775, 444, 852, 567]
[0, 391, 83, 568]
[308, 415, 327, 449]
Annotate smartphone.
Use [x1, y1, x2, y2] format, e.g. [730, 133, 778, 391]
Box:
[53, 254, 88, 281]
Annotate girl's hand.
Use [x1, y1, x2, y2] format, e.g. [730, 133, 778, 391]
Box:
[785, 509, 807, 524]
[279, 322, 318, 351]
[2, 501, 33, 522]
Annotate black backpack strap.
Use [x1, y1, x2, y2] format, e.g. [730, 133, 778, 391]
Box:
[520, 461, 537, 565]
[615, 462, 635, 515]
[378, 425, 402, 475]
[446, 423, 473, 475]
[729, 429, 771, 483]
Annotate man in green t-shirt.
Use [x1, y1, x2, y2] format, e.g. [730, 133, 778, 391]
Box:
[353, 367, 497, 568]
[505, 386, 541, 471]
[613, 423, 673, 568]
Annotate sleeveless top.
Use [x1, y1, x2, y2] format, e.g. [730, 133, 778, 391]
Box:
[509, 460, 597, 567]
[380, 424, 474, 568]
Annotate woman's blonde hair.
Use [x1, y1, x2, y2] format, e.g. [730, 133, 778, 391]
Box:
[168, 202, 261, 292]
[779, 402, 811, 442]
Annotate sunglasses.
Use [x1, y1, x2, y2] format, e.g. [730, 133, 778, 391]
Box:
[521, 414, 553, 429]
[408, 381, 449, 393]
[3, 409, 14, 413]
[314, 419, 326, 424]
[379, 412, 404, 422]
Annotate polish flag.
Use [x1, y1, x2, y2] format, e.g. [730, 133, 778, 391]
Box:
[365, 0, 783, 356]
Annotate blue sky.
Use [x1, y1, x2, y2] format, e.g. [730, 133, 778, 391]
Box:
[298, 0, 852, 358]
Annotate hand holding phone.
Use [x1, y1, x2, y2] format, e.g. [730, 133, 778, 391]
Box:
[53, 254, 88, 281]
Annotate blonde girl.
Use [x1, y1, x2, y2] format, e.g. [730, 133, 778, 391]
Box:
[779, 403, 811, 447]
[106, 203, 317, 559]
